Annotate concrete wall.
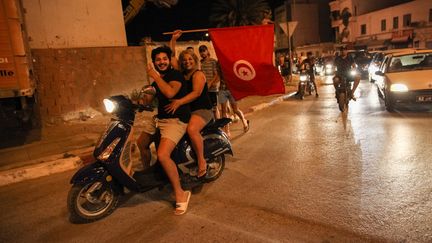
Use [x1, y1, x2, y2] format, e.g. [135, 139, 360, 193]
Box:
[32, 47, 147, 123]
[22, 0, 127, 48]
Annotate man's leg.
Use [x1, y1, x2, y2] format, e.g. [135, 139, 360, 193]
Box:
[157, 138, 189, 214]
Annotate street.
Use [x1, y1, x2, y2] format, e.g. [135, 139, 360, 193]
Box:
[0, 79, 431, 242]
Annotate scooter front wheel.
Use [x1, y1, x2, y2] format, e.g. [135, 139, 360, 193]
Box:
[67, 181, 119, 223]
[205, 155, 225, 182]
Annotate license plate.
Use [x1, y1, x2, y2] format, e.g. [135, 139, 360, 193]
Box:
[416, 95, 432, 102]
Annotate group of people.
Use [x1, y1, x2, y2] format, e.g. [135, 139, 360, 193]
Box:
[136, 30, 250, 216]
[278, 46, 360, 101]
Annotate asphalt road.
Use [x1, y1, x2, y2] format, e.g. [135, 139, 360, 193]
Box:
[0, 79, 431, 242]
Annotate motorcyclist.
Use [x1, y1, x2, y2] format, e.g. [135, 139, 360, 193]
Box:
[333, 46, 360, 100]
[298, 51, 319, 97]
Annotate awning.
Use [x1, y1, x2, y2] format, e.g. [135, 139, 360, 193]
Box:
[391, 35, 410, 43]
[368, 39, 390, 48]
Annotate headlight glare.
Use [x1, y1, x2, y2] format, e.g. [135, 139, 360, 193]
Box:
[103, 99, 116, 113]
[326, 64, 332, 68]
[390, 83, 408, 92]
[299, 75, 308, 81]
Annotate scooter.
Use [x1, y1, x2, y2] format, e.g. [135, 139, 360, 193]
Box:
[298, 70, 315, 100]
[67, 95, 232, 223]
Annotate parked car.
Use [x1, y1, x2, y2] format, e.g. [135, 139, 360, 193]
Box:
[374, 49, 432, 111]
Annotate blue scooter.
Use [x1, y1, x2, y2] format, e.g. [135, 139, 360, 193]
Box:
[67, 95, 232, 223]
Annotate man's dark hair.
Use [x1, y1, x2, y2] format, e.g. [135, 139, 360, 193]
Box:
[198, 45, 208, 52]
[151, 45, 172, 62]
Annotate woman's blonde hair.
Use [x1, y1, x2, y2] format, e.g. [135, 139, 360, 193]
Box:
[178, 50, 199, 73]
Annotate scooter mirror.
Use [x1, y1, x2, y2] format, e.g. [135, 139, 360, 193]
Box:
[141, 85, 156, 96]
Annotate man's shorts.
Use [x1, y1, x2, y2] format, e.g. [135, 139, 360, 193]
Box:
[141, 117, 187, 144]
[208, 91, 218, 107]
[192, 109, 214, 125]
[218, 89, 236, 105]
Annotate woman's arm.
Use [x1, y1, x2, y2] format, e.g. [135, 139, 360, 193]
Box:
[147, 63, 181, 99]
[165, 71, 206, 113]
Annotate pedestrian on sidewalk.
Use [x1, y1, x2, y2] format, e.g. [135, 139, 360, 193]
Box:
[218, 79, 250, 138]
[198, 44, 221, 119]
[277, 54, 291, 85]
[136, 45, 191, 215]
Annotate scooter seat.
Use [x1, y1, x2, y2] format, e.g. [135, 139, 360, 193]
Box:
[202, 118, 232, 131]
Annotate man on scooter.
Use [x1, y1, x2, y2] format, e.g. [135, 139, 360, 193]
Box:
[333, 46, 360, 100]
[136, 45, 192, 216]
[298, 51, 319, 97]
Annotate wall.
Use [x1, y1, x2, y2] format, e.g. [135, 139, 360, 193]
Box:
[22, 0, 127, 48]
[32, 47, 147, 123]
[292, 3, 320, 47]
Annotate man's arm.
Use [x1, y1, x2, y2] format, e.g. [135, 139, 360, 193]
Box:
[147, 64, 181, 99]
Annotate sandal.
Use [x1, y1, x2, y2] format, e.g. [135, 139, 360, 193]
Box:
[243, 120, 250, 133]
[174, 191, 191, 216]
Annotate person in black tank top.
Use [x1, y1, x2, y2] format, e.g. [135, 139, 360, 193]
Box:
[165, 49, 214, 181]
[136, 46, 191, 216]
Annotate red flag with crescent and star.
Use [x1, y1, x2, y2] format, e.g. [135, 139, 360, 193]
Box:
[209, 24, 285, 100]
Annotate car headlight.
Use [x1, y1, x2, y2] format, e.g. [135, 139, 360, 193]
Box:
[326, 64, 332, 68]
[390, 83, 408, 92]
[103, 99, 117, 113]
[299, 75, 308, 81]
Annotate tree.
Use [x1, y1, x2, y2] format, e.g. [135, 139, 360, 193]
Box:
[209, 0, 270, 27]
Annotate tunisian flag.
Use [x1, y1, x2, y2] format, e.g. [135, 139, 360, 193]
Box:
[209, 24, 285, 100]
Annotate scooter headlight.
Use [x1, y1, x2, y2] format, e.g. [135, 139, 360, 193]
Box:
[97, 137, 121, 161]
[103, 99, 117, 113]
[326, 64, 332, 68]
[299, 75, 308, 81]
[350, 69, 357, 76]
[390, 83, 408, 92]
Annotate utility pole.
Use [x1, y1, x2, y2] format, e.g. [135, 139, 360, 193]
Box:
[285, 1, 292, 75]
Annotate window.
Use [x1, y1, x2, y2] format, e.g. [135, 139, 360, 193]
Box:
[393, 16, 399, 29]
[361, 24, 366, 35]
[403, 14, 411, 27]
[429, 9, 432, 22]
[381, 19, 386, 31]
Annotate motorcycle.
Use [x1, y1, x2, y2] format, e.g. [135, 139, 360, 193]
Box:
[298, 70, 315, 100]
[334, 69, 357, 112]
[67, 95, 232, 223]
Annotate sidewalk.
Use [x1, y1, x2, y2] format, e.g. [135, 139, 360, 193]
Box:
[0, 78, 301, 187]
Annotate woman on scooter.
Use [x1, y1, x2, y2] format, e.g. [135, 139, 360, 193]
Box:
[165, 46, 213, 182]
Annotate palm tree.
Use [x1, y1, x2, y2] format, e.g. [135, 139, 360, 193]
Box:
[209, 0, 270, 27]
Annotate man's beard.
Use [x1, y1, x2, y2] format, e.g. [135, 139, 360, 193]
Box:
[155, 63, 172, 75]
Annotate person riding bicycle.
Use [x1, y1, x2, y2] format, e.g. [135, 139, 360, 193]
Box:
[333, 46, 360, 100]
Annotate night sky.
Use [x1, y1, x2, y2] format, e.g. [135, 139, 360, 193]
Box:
[124, 0, 285, 44]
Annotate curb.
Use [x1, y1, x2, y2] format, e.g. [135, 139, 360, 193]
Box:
[0, 91, 298, 187]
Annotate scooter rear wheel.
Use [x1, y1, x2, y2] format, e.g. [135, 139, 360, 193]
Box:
[67, 181, 119, 223]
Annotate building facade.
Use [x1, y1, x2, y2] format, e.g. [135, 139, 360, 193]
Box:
[329, 0, 432, 50]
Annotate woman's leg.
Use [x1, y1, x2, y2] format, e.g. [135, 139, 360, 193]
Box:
[187, 114, 207, 177]
[157, 138, 189, 213]
[220, 102, 231, 137]
[231, 102, 249, 131]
